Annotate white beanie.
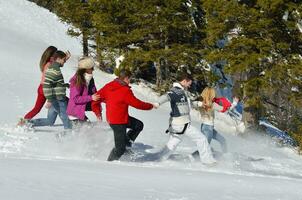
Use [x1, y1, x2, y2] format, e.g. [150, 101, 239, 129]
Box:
[78, 57, 95, 69]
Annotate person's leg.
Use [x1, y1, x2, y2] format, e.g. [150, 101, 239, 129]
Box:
[155, 124, 185, 161]
[192, 124, 214, 157]
[107, 124, 127, 161]
[166, 134, 182, 150]
[29, 106, 58, 127]
[141, 124, 184, 162]
[126, 116, 144, 143]
[201, 124, 214, 144]
[186, 125, 216, 164]
[56, 100, 72, 129]
[24, 84, 46, 119]
[166, 124, 186, 151]
[147, 133, 182, 161]
[213, 129, 227, 153]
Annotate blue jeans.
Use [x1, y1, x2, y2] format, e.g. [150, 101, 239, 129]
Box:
[201, 123, 227, 153]
[30, 105, 57, 127]
[30, 99, 72, 129]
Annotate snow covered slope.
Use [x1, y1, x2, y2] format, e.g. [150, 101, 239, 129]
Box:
[0, 1, 302, 200]
[0, 0, 81, 123]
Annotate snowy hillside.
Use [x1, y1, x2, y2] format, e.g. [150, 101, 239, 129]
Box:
[0, 0, 81, 123]
[0, 1, 302, 200]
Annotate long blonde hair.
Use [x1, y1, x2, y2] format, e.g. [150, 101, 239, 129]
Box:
[201, 87, 216, 111]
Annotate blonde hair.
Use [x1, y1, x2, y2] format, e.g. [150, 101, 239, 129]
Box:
[201, 87, 216, 111]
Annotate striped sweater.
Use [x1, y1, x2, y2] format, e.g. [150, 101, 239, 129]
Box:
[42, 62, 67, 102]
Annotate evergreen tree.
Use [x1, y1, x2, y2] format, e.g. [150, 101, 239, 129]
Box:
[90, 0, 211, 89]
[55, 0, 94, 56]
[28, 0, 56, 11]
[202, 0, 302, 140]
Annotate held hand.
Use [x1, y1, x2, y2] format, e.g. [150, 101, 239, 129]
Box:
[45, 101, 52, 109]
[152, 102, 160, 109]
[197, 101, 203, 107]
[92, 94, 100, 101]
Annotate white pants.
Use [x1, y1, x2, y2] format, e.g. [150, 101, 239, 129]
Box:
[166, 124, 216, 163]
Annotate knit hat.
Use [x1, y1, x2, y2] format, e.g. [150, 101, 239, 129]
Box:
[78, 57, 95, 69]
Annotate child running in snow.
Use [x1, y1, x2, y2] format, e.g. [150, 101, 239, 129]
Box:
[92, 69, 155, 161]
[66, 57, 100, 124]
[196, 87, 239, 154]
[150, 72, 216, 165]
[18, 46, 70, 125]
[28, 51, 72, 130]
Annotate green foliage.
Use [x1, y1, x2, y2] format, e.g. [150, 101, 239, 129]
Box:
[202, 0, 302, 147]
[28, 0, 56, 11]
[88, 0, 210, 87]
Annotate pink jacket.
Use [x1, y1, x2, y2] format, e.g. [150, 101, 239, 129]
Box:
[66, 74, 97, 120]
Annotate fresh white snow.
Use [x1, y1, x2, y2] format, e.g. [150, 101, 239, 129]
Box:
[0, 0, 302, 200]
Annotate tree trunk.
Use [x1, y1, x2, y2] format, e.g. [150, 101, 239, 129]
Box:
[82, 31, 89, 56]
[95, 31, 103, 69]
[243, 104, 256, 127]
[242, 75, 256, 127]
[155, 61, 162, 88]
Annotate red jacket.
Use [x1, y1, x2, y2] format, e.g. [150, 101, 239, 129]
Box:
[92, 78, 153, 124]
[213, 97, 232, 112]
